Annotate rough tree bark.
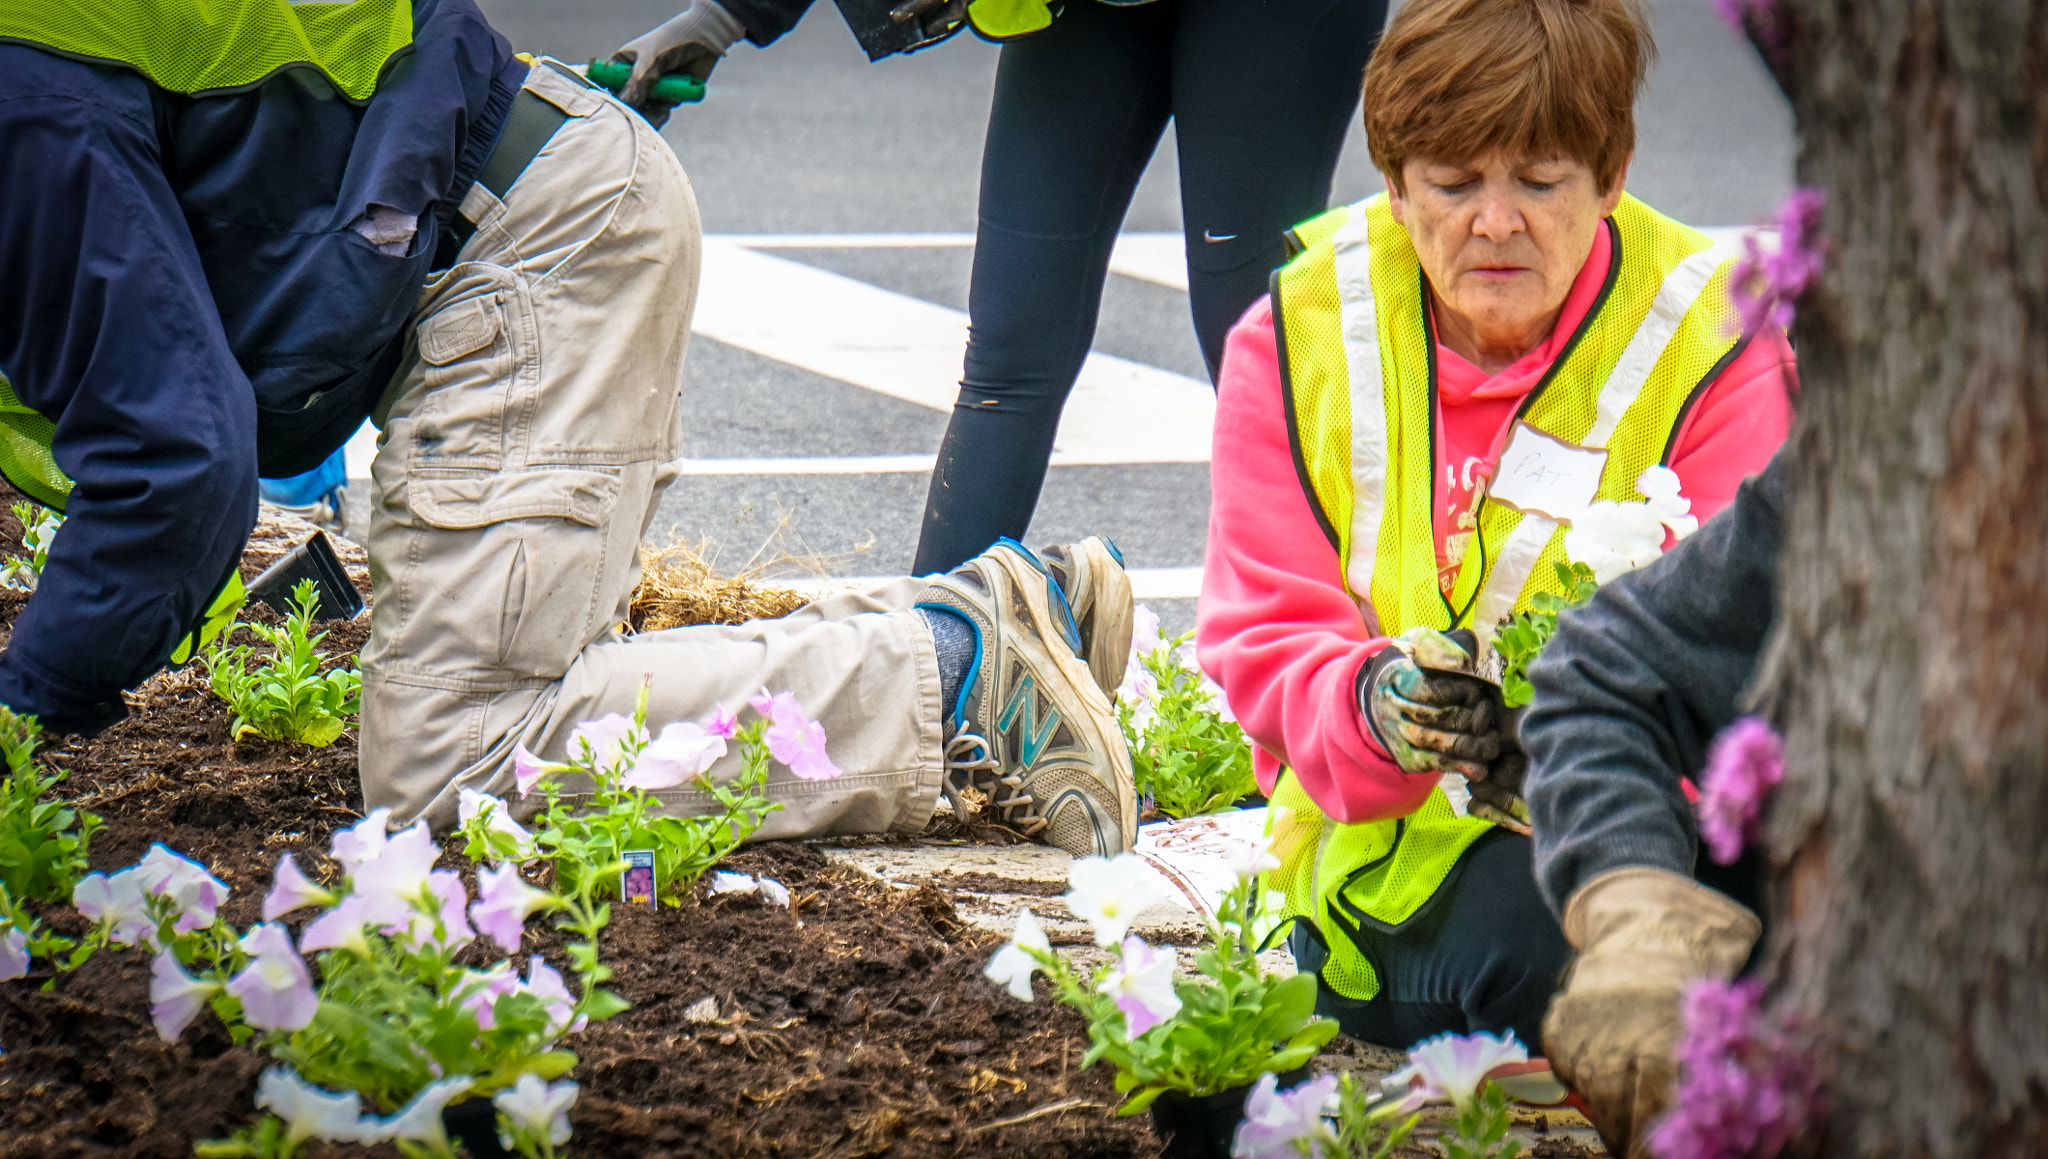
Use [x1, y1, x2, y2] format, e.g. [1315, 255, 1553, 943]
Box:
[1749, 1, 2048, 1155]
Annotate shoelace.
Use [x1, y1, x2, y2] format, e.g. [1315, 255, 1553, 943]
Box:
[941, 731, 1048, 835]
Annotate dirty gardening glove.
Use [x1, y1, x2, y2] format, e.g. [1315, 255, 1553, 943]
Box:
[1360, 627, 1503, 780]
[610, 0, 746, 126]
[1542, 868, 1761, 1158]
[1466, 703, 1529, 829]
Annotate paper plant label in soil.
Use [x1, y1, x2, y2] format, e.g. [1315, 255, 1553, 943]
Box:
[0, 599, 1163, 1158]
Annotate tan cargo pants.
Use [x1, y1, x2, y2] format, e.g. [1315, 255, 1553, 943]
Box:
[358, 62, 946, 837]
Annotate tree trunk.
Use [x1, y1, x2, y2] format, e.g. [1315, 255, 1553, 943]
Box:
[1751, 1, 2048, 1155]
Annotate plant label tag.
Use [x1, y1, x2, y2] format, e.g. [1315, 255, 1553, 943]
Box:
[1488, 423, 1608, 524]
[621, 849, 656, 907]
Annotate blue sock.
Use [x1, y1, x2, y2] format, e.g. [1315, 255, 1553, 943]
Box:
[918, 607, 977, 721]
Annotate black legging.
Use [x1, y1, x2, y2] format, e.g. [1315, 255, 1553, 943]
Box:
[911, 0, 1387, 575]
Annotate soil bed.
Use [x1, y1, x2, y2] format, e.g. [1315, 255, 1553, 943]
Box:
[0, 524, 1161, 1159]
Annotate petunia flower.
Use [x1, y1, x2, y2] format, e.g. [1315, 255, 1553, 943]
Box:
[470, 864, 555, 954]
[983, 908, 1051, 1002]
[254, 1067, 367, 1148]
[329, 808, 394, 873]
[350, 819, 440, 902]
[263, 853, 337, 922]
[1098, 936, 1181, 1037]
[750, 690, 841, 780]
[386, 869, 475, 955]
[361, 1076, 473, 1148]
[150, 948, 220, 1040]
[569, 713, 640, 774]
[458, 787, 538, 863]
[73, 868, 156, 947]
[525, 956, 585, 1035]
[622, 720, 727, 791]
[494, 1073, 577, 1150]
[226, 924, 319, 1033]
[1233, 1071, 1338, 1159]
[704, 704, 740, 740]
[1696, 716, 1785, 865]
[1636, 465, 1701, 541]
[1130, 603, 1164, 660]
[513, 742, 557, 799]
[299, 893, 375, 957]
[456, 964, 522, 1031]
[134, 845, 230, 935]
[0, 926, 28, 983]
[1392, 1030, 1528, 1111]
[1065, 853, 1168, 948]
[1226, 835, 1282, 885]
[1564, 499, 1667, 585]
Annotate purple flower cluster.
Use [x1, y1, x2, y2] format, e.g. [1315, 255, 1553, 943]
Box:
[1733, 189, 1827, 338]
[1696, 716, 1785, 865]
[1647, 978, 1822, 1159]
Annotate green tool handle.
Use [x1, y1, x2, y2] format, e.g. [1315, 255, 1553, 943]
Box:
[584, 59, 706, 104]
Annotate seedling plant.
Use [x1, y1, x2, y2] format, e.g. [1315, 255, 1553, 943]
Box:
[984, 840, 1337, 1114]
[204, 578, 361, 746]
[1492, 560, 1598, 708]
[473, 680, 833, 904]
[1232, 1030, 1529, 1159]
[1117, 609, 1257, 818]
[0, 501, 62, 591]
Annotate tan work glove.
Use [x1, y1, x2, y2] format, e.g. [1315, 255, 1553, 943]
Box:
[1542, 867, 1761, 1157]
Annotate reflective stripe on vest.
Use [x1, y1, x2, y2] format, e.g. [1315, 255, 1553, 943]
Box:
[0, 0, 413, 102]
[1264, 192, 1742, 1001]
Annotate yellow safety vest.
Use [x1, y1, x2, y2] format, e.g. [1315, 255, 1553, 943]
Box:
[1263, 193, 1743, 1001]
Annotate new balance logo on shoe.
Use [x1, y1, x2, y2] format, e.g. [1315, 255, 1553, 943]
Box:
[997, 671, 1060, 769]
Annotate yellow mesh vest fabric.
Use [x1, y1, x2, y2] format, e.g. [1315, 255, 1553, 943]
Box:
[0, 375, 72, 512]
[0, 0, 413, 101]
[1264, 193, 1740, 1000]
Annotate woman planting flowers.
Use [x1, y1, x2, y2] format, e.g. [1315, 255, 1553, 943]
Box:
[1197, 0, 1792, 1056]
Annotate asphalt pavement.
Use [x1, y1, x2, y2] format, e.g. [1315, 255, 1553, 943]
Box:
[354, 0, 1794, 634]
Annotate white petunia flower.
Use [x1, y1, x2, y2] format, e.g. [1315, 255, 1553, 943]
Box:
[1391, 1029, 1528, 1111]
[255, 1067, 367, 1148]
[1065, 853, 1168, 948]
[494, 1073, 577, 1150]
[983, 908, 1051, 1002]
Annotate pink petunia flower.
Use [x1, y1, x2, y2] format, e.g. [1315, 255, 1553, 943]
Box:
[524, 956, 586, 1035]
[457, 965, 522, 1031]
[1645, 978, 1822, 1159]
[329, 808, 394, 872]
[470, 864, 554, 954]
[1097, 936, 1182, 1038]
[1234, 1071, 1338, 1159]
[0, 926, 29, 983]
[225, 924, 319, 1033]
[1732, 189, 1827, 339]
[569, 713, 640, 773]
[704, 704, 740, 740]
[73, 869, 156, 948]
[622, 720, 727, 791]
[150, 948, 219, 1040]
[1697, 717, 1785, 865]
[752, 689, 841, 780]
[263, 853, 336, 922]
[1392, 1030, 1528, 1112]
[134, 845, 230, 935]
[513, 743, 552, 799]
[300, 893, 376, 957]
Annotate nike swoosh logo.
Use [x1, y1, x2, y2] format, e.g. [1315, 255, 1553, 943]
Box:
[1203, 230, 1237, 243]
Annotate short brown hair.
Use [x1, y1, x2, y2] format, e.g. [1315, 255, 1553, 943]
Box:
[1363, 0, 1653, 193]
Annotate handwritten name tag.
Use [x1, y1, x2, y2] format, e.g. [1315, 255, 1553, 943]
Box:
[1488, 423, 1607, 523]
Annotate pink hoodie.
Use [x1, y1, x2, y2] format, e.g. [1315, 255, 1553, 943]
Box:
[1195, 230, 1794, 825]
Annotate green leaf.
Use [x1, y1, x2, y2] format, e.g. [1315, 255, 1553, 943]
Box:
[1116, 1084, 1169, 1115]
[580, 987, 631, 1021]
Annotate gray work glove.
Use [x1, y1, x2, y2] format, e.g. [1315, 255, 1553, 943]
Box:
[889, 0, 970, 39]
[1543, 868, 1761, 1157]
[609, 0, 747, 126]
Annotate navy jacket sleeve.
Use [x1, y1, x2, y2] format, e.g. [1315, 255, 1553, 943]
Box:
[721, 0, 819, 45]
[1522, 452, 1786, 914]
[0, 49, 260, 734]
